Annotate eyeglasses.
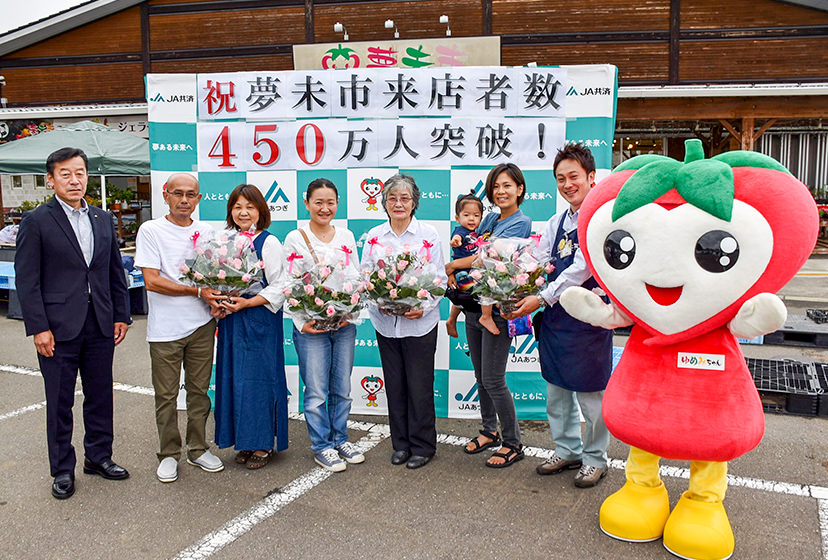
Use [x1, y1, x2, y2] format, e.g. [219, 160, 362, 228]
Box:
[167, 190, 199, 199]
[386, 196, 413, 206]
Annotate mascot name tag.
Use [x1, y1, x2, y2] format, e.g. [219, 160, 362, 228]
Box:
[677, 352, 725, 371]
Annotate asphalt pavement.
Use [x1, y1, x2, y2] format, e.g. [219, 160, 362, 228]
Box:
[1, 258, 828, 559]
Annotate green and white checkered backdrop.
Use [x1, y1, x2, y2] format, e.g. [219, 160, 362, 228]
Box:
[147, 64, 618, 419]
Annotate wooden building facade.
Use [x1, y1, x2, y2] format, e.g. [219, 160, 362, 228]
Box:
[0, 0, 826, 188]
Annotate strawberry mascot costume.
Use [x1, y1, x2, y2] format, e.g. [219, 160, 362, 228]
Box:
[559, 139, 818, 560]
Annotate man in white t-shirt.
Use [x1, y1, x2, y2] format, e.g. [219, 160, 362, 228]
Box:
[135, 173, 225, 483]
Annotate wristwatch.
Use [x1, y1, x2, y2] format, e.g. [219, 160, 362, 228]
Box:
[535, 294, 547, 309]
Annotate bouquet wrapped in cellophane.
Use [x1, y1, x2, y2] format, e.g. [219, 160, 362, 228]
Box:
[179, 230, 265, 297]
[470, 237, 553, 314]
[362, 241, 446, 316]
[282, 246, 364, 331]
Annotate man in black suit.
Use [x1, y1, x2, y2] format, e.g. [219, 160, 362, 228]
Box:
[15, 147, 131, 499]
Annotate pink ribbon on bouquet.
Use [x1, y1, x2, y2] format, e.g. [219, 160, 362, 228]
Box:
[367, 236, 383, 256]
[340, 245, 353, 266]
[190, 231, 200, 249]
[420, 239, 434, 261]
[239, 230, 255, 241]
[529, 233, 543, 248]
[471, 236, 489, 249]
[286, 252, 303, 274]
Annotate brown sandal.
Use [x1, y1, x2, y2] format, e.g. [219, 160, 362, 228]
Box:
[235, 450, 254, 464]
[246, 450, 273, 470]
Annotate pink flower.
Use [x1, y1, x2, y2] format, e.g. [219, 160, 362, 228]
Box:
[403, 243, 411, 252]
[221, 234, 229, 243]
[282, 288, 292, 296]
[524, 262, 538, 273]
[433, 277, 442, 286]
[343, 281, 353, 292]
[288, 298, 300, 307]
[304, 284, 315, 295]
[314, 297, 324, 306]
[217, 270, 227, 280]
[217, 245, 228, 257]
[350, 292, 360, 305]
[535, 277, 546, 287]
[326, 306, 336, 317]
[515, 273, 529, 286]
[385, 282, 393, 290]
[397, 260, 408, 271]
[389, 288, 398, 299]
[545, 263, 555, 274]
[487, 278, 497, 289]
[179, 264, 190, 274]
[331, 290, 339, 298]
[256, 260, 266, 270]
[366, 281, 375, 290]
[232, 258, 243, 269]
[319, 266, 331, 278]
[195, 247, 205, 255]
[385, 246, 393, 256]
[470, 269, 483, 281]
[417, 289, 428, 298]
[495, 262, 508, 273]
[407, 277, 417, 287]
[378, 269, 387, 280]
[194, 272, 204, 281]
[242, 273, 252, 283]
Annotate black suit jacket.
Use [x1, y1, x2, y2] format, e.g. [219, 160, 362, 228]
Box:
[15, 196, 130, 341]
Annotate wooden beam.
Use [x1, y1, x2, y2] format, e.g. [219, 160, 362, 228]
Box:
[741, 116, 755, 150]
[754, 118, 778, 141]
[140, 2, 151, 76]
[482, 0, 492, 35]
[618, 96, 828, 120]
[305, 0, 314, 44]
[669, 0, 680, 84]
[719, 119, 741, 143]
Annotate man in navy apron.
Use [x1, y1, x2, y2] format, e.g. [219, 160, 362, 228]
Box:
[506, 144, 613, 488]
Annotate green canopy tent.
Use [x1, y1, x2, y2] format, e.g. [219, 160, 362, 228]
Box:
[0, 120, 149, 214]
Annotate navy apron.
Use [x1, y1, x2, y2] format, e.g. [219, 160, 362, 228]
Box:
[537, 213, 612, 392]
[215, 231, 288, 452]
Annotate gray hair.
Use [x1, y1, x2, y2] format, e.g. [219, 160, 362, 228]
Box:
[381, 173, 420, 217]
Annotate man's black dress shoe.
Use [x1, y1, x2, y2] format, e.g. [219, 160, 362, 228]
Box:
[391, 449, 411, 465]
[406, 454, 432, 469]
[51, 474, 75, 499]
[83, 458, 130, 480]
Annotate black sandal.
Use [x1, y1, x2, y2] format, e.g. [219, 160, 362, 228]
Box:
[486, 444, 525, 468]
[464, 430, 501, 455]
[235, 450, 254, 464]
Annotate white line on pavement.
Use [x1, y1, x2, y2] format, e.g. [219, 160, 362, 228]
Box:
[3, 360, 828, 559]
[171, 423, 389, 560]
[0, 390, 82, 422]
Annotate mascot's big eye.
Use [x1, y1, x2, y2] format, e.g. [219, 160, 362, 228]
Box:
[695, 230, 739, 273]
[604, 230, 635, 269]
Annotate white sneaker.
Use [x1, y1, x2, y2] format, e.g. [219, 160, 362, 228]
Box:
[336, 442, 365, 464]
[187, 450, 225, 473]
[157, 457, 178, 483]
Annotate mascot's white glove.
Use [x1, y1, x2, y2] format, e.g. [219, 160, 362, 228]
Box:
[728, 292, 787, 339]
[560, 286, 634, 330]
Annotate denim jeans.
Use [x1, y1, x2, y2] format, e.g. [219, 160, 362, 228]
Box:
[293, 323, 357, 453]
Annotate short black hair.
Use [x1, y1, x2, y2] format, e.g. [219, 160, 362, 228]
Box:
[455, 191, 483, 215]
[484, 163, 526, 206]
[553, 143, 596, 176]
[46, 147, 88, 175]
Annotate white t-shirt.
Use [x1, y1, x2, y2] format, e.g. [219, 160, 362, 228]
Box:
[135, 217, 214, 342]
[282, 226, 359, 330]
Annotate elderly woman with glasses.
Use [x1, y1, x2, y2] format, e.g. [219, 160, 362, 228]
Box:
[360, 174, 447, 470]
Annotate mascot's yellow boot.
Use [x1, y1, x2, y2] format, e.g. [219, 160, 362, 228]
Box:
[600, 447, 670, 542]
[663, 461, 734, 560]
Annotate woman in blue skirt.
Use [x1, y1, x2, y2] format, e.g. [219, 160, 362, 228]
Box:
[214, 184, 288, 469]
